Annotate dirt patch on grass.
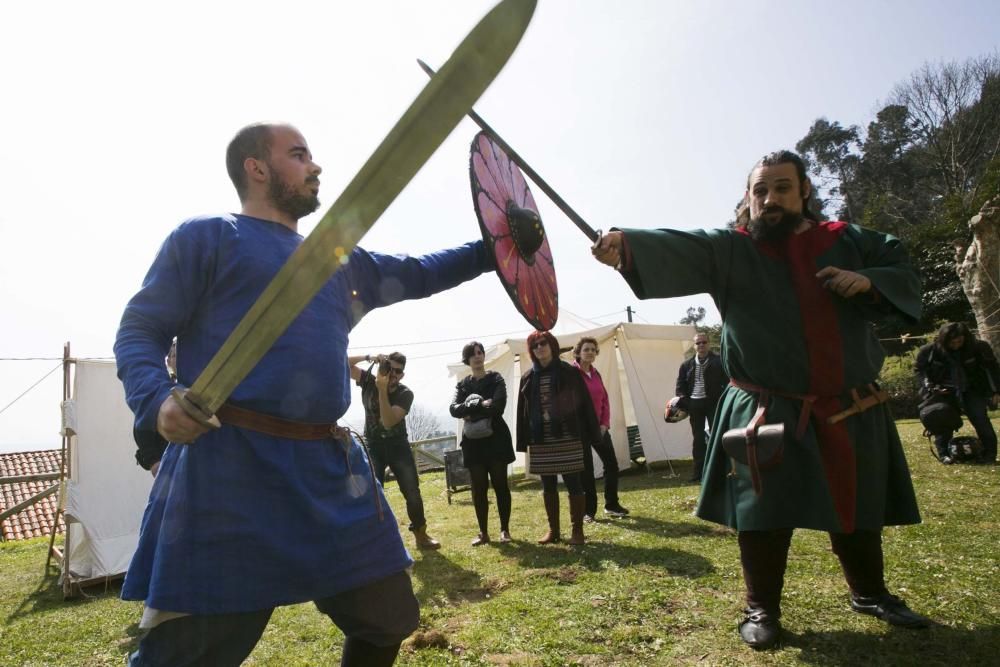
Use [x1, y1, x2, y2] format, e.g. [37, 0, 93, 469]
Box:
[403, 629, 449, 651]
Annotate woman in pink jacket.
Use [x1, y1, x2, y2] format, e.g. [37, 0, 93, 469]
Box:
[573, 336, 630, 521]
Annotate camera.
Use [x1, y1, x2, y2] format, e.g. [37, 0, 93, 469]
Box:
[379, 360, 391, 375]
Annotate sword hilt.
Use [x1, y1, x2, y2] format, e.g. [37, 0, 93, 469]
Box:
[170, 386, 222, 431]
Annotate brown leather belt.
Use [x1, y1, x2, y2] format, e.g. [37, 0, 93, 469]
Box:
[729, 379, 888, 436]
[217, 402, 344, 440]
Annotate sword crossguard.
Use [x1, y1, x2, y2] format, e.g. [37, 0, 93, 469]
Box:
[170, 387, 222, 431]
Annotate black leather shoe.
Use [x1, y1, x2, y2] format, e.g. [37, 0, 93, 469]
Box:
[850, 594, 930, 628]
[739, 607, 781, 649]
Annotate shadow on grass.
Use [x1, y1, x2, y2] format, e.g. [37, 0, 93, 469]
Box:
[787, 623, 1000, 666]
[595, 513, 730, 539]
[493, 535, 715, 579]
[410, 548, 496, 606]
[5, 572, 123, 624]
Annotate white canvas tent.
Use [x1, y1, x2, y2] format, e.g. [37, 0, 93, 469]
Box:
[55, 358, 152, 594]
[448, 315, 697, 475]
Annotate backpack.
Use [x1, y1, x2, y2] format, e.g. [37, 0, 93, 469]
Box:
[918, 395, 962, 437]
[948, 435, 983, 463]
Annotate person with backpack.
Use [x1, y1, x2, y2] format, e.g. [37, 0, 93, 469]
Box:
[915, 322, 1000, 465]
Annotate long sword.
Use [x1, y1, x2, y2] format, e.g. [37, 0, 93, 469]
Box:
[417, 57, 600, 243]
[174, 0, 537, 427]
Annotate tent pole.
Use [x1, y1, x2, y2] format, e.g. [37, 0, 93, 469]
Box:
[46, 343, 73, 578]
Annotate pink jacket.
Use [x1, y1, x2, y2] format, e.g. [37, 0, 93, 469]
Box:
[573, 360, 610, 428]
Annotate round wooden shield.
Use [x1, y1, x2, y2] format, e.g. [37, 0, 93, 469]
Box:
[469, 130, 558, 330]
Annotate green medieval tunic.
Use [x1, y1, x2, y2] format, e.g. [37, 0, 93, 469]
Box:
[619, 221, 921, 533]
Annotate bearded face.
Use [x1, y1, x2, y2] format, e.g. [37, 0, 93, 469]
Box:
[746, 206, 803, 242]
[267, 166, 321, 221]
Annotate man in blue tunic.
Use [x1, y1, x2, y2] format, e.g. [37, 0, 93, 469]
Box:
[115, 122, 494, 666]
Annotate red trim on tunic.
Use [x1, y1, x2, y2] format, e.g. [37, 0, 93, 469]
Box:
[754, 221, 858, 532]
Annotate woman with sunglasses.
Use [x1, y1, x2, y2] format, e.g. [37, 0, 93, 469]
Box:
[450, 341, 516, 545]
[516, 330, 601, 545]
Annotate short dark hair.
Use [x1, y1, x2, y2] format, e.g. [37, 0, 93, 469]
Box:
[226, 123, 275, 202]
[526, 330, 560, 365]
[573, 336, 599, 362]
[462, 341, 485, 365]
[388, 351, 407, 368]
[735, 150, 821, 227]
[935, 322, 972, 352]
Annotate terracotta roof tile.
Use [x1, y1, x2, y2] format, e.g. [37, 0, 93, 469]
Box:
[0, 449, 64, 541]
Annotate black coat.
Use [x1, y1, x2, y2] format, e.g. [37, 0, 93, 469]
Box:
[915, 340, 1000, 400]
[675, 351, 728, 407]
[516, 360, 601, 453]
[449, 370, 515, 463]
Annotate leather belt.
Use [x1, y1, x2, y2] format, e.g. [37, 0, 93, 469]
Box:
[729, 379, 816, 440]
[217, 402, 345, 440]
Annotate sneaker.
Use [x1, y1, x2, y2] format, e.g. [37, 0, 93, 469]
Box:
[604, 505, 630, 517]
[582, 514, 595, 523]
[940, 455, 954, 465]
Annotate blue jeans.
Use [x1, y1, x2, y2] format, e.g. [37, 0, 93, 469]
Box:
[964, 391, 998, 461]
[367, 438, 427, 531]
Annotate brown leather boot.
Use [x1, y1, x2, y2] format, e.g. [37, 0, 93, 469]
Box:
[413, 525, 441, 550]
[568, 494, 586, 545]
[538, 492, 561, 544]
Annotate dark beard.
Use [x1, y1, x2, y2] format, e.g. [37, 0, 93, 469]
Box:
[268, 172, 320, 220]
[747, 208, 803, 242]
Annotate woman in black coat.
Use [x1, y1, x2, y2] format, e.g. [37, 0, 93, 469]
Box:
[450, 341, 516, 545]
[516, 330, 601, 545]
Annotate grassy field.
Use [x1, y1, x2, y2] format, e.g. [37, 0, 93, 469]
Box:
[2, 419, 998, 666]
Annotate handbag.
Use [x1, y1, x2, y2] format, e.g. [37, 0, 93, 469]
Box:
[463, 417, 493, 439]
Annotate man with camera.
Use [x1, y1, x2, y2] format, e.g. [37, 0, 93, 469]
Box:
[592, 150, 928, 649]
[350, 352, 441, 549]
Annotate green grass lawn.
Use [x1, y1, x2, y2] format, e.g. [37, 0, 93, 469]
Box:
[2, 419, 998, 666]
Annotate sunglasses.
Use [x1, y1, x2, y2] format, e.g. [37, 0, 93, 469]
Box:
[387, 367, 404, 376]
[531, 341, 549, 350]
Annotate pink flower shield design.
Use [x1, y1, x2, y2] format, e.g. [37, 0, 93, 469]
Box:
[469, 131, 558, 330]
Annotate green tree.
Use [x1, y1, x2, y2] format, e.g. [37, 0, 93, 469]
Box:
[679, 306, 706, 326]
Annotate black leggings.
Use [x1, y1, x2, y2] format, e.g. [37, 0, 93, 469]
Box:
[468, 461, 512, 533]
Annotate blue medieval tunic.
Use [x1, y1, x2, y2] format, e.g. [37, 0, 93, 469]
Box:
[115, 213, 491, 614]
[619, 221, 922, 533]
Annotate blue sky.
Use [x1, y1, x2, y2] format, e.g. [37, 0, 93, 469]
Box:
[1, 0, 997, 451]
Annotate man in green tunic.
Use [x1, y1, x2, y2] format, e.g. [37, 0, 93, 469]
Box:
[593, 150, 929, 649]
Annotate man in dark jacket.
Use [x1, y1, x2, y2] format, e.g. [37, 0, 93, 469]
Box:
[675, 333, 729, 481]
[915, 322, 1000, 464]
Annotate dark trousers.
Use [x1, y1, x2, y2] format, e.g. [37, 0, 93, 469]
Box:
[367, 439, 427, 531]
[469, 461, 512, 534]
[540, 472, 583, 495]
[129, 570, 419, 667]
[964, 391, 998, 461]
[688, 397, 716, 478]
[933, 391, 998, 461]
[581, 431, 621, 516]
[738, 529, 888, 616]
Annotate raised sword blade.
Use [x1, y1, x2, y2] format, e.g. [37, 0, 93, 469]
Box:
[179, 0, 537, 424]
